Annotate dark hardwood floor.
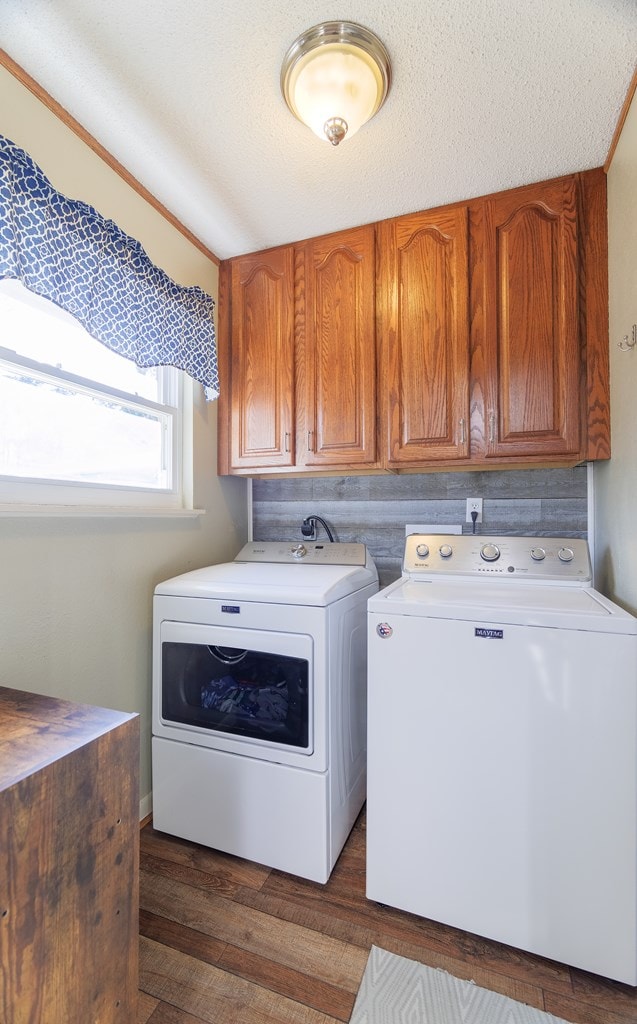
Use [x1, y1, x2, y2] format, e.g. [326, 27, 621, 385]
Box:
[138, 811, 637, 1023]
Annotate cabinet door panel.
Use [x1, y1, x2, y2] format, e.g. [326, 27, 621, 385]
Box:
[482, 178, 582, 457]
[300, 225, 377, 467]
[230, 248, 294, 469]
[379, 207, 470, 465]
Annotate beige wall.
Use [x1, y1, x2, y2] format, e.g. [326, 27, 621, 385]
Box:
[0, 66, 249, 812]
[594, 86, 637, 612]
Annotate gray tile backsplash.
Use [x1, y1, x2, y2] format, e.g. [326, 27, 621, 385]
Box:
[252, 467, 588, 588]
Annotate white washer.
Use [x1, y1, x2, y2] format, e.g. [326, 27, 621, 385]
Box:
[152, 541, 378, 883]
[367, 534, 637, 985]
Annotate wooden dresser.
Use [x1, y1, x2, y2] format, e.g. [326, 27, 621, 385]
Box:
[0, 687, 139, 1023]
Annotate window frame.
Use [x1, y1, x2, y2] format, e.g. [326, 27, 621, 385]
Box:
[0, 342, 190, 513]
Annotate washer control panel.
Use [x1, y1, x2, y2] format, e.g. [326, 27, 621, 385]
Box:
[403, 535, 591, 583]
[236, 541, 367, 566]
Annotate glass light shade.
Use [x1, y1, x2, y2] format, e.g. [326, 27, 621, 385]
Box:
[281, 23, 391, 146]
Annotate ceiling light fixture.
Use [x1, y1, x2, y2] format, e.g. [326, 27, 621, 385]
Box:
[281, 21, 391, 147]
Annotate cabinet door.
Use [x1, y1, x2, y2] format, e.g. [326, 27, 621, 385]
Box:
[378, 207, 470, 466]
[479, 177, 582, 458]
[299, 225, 377, 467]
[229, 247, 295, 469]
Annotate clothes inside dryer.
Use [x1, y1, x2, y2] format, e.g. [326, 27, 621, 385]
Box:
[161, 640, 309, 746]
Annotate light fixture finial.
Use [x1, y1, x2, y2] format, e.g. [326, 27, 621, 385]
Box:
[281, 22, 391, 146]
[324, 117, 348, 146]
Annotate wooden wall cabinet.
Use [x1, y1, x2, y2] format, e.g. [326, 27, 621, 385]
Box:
[298, 225, 377, 468]
[218, 169, 609, 475]
[471, 175, 583, 461]
[377, 204, 471, 466]
[0, 688, 139, 1024]
[223, 246, 295, 471]
[378, 170, 609, 469]
[218, 225, 377, 475]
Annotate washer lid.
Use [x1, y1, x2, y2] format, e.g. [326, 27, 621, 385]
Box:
[368, 578, 637, 634]
[155, 548, 378, 606]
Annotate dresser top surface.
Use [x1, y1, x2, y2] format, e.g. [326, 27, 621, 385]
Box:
[0, 686, 136, 791]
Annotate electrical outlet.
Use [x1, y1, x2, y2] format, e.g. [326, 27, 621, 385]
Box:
[301, 518, 316, 540]
[466, 498, 483, 523]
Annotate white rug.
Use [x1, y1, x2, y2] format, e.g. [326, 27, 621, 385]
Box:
[350, 947, 572, 1024]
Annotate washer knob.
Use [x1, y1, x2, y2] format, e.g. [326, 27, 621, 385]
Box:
[480, 543, 501, 562]
[291, 544, 307, 559]
[415, 543, 430, 559]
[530, 547, 546, 562]
[558, 547, 574, 563]
[439, 544, 453, 558]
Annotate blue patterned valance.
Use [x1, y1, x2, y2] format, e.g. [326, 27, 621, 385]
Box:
[0, 135, 219, 399]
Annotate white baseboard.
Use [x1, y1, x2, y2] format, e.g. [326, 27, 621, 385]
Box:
[140, 791, 152, 823]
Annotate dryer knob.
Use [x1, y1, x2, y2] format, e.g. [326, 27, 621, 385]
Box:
[439, 544, 453, 558]
[415, 543, 430, 559]
[480, 543, 501, 562]
[531, 547, 546, 561]
[558, 547, 574, 563]
[291, 544, 307, 559]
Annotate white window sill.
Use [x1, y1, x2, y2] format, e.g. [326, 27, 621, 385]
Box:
[0, 504, 206, 518]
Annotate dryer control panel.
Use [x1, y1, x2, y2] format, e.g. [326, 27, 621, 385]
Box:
[403, 535, 592, 584]
[236, 541, 368, 566]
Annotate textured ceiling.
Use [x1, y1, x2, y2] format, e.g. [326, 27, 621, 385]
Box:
[1, 0, 636, 260]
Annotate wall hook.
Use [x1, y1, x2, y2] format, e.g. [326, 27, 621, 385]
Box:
[619, 324, 637, 351]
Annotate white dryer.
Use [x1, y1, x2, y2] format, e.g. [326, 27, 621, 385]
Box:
[367, 534, 637, 985]
[152, 540, 378, 883]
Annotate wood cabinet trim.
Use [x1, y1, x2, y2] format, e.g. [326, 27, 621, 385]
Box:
[578, 167, 610, 461]
[216, 260, 231, 476]
[605, 64, 637, 173]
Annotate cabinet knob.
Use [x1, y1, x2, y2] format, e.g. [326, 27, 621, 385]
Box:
[307, 431, 314, 452]
[284, 432, 291, 453]
[459, 418, 466, 445]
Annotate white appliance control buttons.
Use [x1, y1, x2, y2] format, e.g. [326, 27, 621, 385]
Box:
[439, 544, 453, 558]
[531, 547, 546, 561]
[291, 544, 307, 559]
[558, 547, 575, 563]
[416, 543, 430, 559]
[480, 543, 501, 562]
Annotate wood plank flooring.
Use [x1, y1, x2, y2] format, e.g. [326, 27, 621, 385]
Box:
[138, 811, 637, 1024]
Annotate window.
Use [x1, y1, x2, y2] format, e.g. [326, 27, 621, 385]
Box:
[0, 137, 217, 513]
[0, 279, 186, 510]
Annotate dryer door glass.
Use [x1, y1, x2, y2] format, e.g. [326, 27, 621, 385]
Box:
[162, 640, 309, 748]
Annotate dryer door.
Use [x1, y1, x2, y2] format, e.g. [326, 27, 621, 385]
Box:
[154, 620, 316, 766]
